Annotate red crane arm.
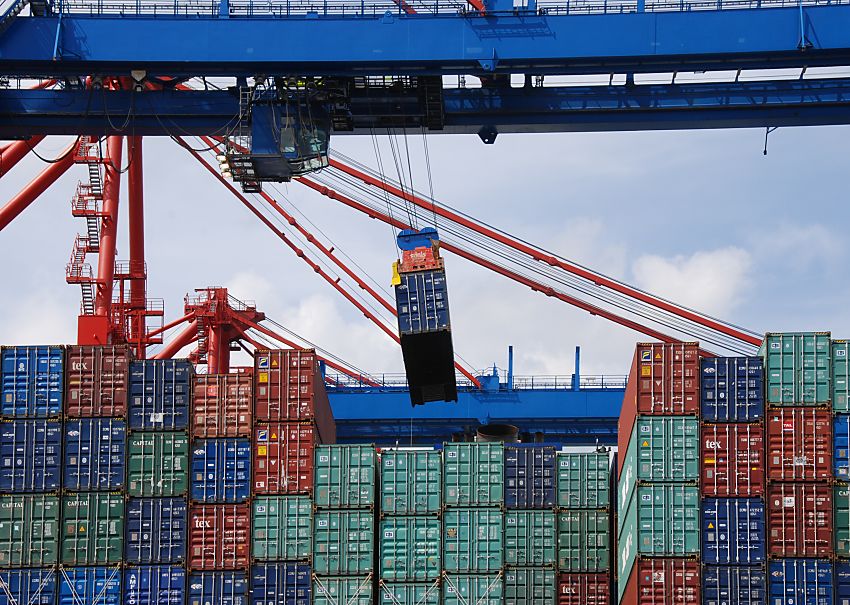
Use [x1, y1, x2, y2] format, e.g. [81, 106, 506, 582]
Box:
[0, 136, 46, 178]
[152, 319, 199, 359]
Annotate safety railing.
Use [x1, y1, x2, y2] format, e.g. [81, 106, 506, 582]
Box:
[325, 371, 627, 390]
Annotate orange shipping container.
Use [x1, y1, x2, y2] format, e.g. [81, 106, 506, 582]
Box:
[702, 423, 765, 497]
[253, 422, 318, 494]
[188, 504, 250, 570]
[767, 482, 832, 558]
[65, 345, 131, 416]
[766, 407, 832, 481]
[192, 372, 253, 438]
[620, 559, 700, 605]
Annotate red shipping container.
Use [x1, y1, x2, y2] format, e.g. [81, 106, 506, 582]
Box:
[767, 482, 832, 557]
[766, 407, 832, 481]
[253, 422, 317, 494]
[621, 559, 700, 605]
[192, 373, 253, 438]
[618, 342, 700, 476]
[188, 504, 250, 570]
[65, 345, 131, 416]
[254, 349, 336, 443]
[558, 573, 610, 605]
[702, 423, 765, 496]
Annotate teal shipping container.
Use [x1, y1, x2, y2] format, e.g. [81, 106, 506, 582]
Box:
[314, 445, 376, 509]
[556, 451, 609, 509]
[313, 510, 374, 575]
[252, 496, 312, 561]
[442, 508, 503, 572]
[504, 568, 556, 605]
[443, 443, 503, 507]
[504, 510, 556, 567]
[380, 516, 441, 581]
[381, 449, 441, 515]
[313, 576, 373, 605]
[443, 574, 502, 605]
[836, 484, 850, 558]
[557, 510, 610, 572]
[379, 582, 440, 605]
[835, 340, 849, 412]
[761, 332, 831, 405]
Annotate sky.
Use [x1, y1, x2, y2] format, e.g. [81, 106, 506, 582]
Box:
[1, 125, 848, 379]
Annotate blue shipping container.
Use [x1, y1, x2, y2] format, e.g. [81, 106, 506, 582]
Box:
[0, 419, 62, 491]
[395, 269, 450, 335]
[836, 562, 850, 605]
[188, 572, 247, 605]
[1, 346, 63, 417]
[504, 446, 556, 509]
[0, 568, 57, 605]
[59, 567, 122, 605]
[63, 418, 126, 491]
[124, 565, 185, 605]
[128, 360, 192, 430]
[703, 497, 765, 564]
[701, 357, 764, 422]
[703, 565, 766, 605]
[125, 497, 188, 564]
[191, 439, 251, 503]
[252, 563, 310, 605]
[768, 559, 832, 605]
[836, 414, 850, 480]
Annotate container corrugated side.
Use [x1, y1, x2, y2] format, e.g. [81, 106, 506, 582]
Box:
[702, 422, 764, 497]
[313, 576, 373, 605]
[312, 509, 374, 575]
[0, 419, 62, 491]
[619, 558, 700, 605]
[191, 438, 251, 503]
[188, 572, 248, 605]
[703, 565, 766, 605]
[836, 340, 849, 412]
[251, 563, 310, 605]
[835, 484, 850, 558]
[380, 516, 440, 581]
[504, 568, 556, 605]
[766, 407, 832, 480]
[768, 559, 832, 605]
[192, 373, 252, 438]
[837, 561, 850, 605]
[443, 442, 503, 507]
[0, 569, 57, 605]
[702, 497, 765, 564]
[253, 423, 316, 495]
[1, 345, 64, 418]
[442, 508, 503, 573]
[767, 483, 832, 558]
[557, 509, 609, 572]
[557, 573, 610, 605]
[379, 582, 440, 605]
[556, 451, 609, 509]
[700, 356, 764, 422]
[125, 497, 187, 564]
[381, 449, 441, 515]
[61, 493, 124, 565]
[58, 567, 122, 605]
[188, 504, 250, 570]
[63, 418, 126, 491]
[252, 495, 312, 561]
[128, 359, 193, 430]
[395, 269, 450, 335]
[442, 574, 502, 605]
[0, 494, 59, 566]
[505, 510, 556, 567]
[123, 565, 185, 605]
[314, 444, 376, 508]
[836, 413, 850, 480]
[505, 445, 555, 509]
[127, 431, 189, 497]
[761, 332, 831, 406]
[65, 345, 130, 417]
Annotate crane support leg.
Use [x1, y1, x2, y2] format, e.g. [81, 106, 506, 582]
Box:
[94, 136, 123, 320]
[0, 142, 74, 231]
[0, 136, 45, 178]
[127, 135, 147, 355]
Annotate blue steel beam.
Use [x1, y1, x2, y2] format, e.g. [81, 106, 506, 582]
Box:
[2, 6, 850, 77]
[3, 77, 850, 136]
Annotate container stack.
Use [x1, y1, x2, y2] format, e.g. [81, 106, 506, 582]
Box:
[836, 339, 850, 603]
[616, 342, 701, 604]
[442, 442, 504, 605]
[556, 450, 611, 605]
[0, 345, 64, 604]
[378, 448, 442, 605]
[761, 332, 835, 604]
[126, 358, 192, 604]
[700, 356, 767, 605]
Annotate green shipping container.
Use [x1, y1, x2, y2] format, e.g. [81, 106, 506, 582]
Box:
[313, 576, 374, 605]
[252, 495, 311, 561]
[504, 510, 556, 567]
[504, 568, 556, 605]
[557, 510, 610, 572]
[557, 451, 610, 509]
[443, 574, 502, 605]
[62, 492, 124, 565]
[127, 431, 189, 497]
[0, 494, 59, 566]
[379, 581, 441, 605]
[836, 484, 850, 557]
[380, 516, 441, 581]
[443, 443, 503, 507]
[761, 332, 831, 405]
[381, 449, 441, 515]
[442, 508, 503, 572]
[313, 510, 374, 574]
[617, 483, 700, 602]
[315, 444, 376, 509]
[834, 340, 849, 412]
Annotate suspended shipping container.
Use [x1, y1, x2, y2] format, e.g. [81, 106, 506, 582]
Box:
[61, 492, 124, 565]
[557, 573, 610, 605]
[767, 482, 832, 557]
[557, 509, 609, 572]
[125, 497, 188, 564]
[128, 359, 192, 430]
[761, 332, 831, 406]
[766, 407, 832, 480]
[504, 445, 555, 509]
[504, 510, 556, 567]
[702, 422, 764, 497]
[380, 448, 441, 515]
[312, 509, 374, 575]
[619, 558, 700, 605]
[702, 497, 765, 564]
[65, 345, 130, 417]
[252, 495, 312, 561]
[123, 565, 185, 605]
[504, 567, 556, 605]
[63, 418, 126, 491]
[252, 563, 310, 605]
[58, 567, 122, 605]
[835, 484, 850, 558]
[442, 508, 503, 573]
[0, 568, 57, 605]
[379, 582, 440, 605]
[191, 438, 251, 503]
[836, 413, 850, 479]
[702, 565, 766, 605]
[127, 431, 189, 497]
[443, 574, 502, 605]
[768, 559, 832, 605]
[700, 356, 764, 422]
[0, 494, 59, 566]
[443, 442, 503, 507]
[188, 572, 247, 605]
[253, 423, 316, 495]
[314, 444, 376, 508]
[313, 576, 373, 605]
[557, 451, 610, 509]
[192, 373, 252, 437]
[188, 504, 250, 570]
[0, 345, 64, 418]
[379, 516, 440, 581]
[0, 419, 62, 491]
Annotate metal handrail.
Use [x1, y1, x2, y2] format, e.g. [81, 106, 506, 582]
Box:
[325, 372, 627, 390]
